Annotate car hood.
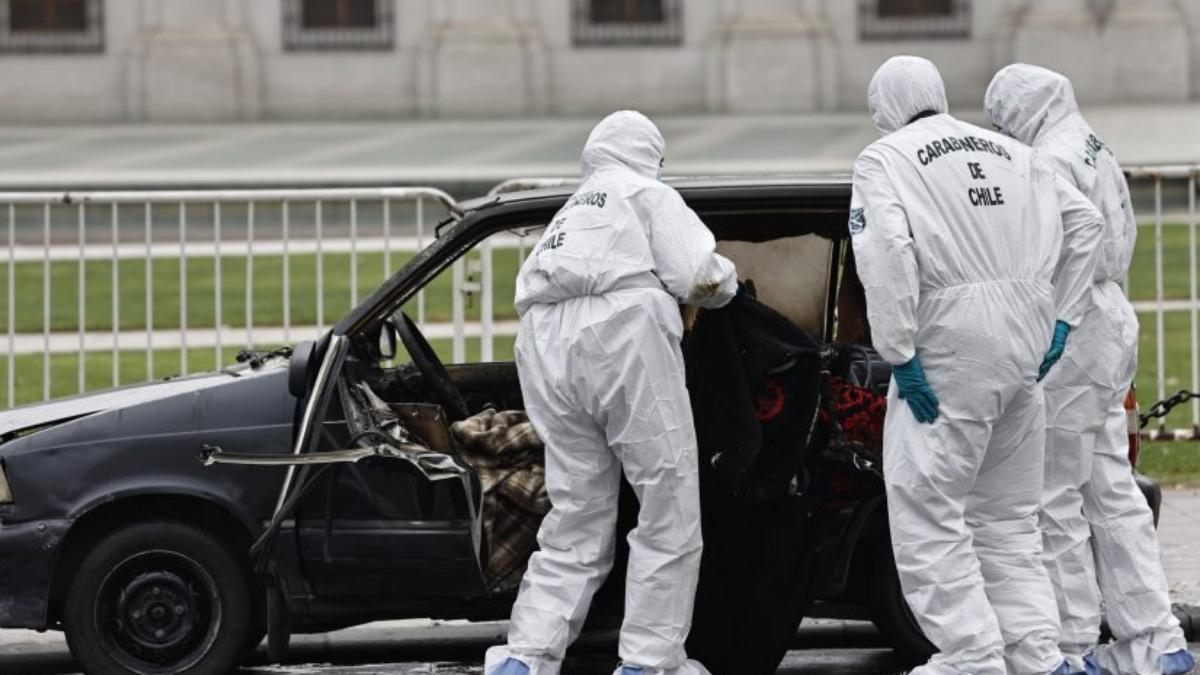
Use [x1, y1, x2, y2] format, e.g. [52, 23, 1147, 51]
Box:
[0, 363, 282, 439]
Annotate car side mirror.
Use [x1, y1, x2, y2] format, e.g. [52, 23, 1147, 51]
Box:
[288, 341, 315, 398]
[377, 321, 398, 361]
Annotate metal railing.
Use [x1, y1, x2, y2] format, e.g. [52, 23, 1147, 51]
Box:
[1125, 165, 1200, 439]
[0, 187, 463, 408]
[2, 169, 1199, 443]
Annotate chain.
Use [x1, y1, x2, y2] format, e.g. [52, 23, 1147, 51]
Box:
[1140, 389, 1200, 428]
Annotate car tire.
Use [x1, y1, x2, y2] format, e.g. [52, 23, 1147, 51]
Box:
[62, 520, 252, 675]
[868, 539, 937, 666]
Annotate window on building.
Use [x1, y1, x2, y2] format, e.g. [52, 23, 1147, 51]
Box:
[859, 0, 970, 40]
[573, 0, 683, 47]
[0, 0, 103, 53]
[283, 0, 393, 51]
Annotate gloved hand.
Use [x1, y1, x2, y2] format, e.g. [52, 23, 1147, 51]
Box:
[489, 658, 531, 675]
[893, 356, 939, 424]
[1038, 320, 1072, 382]
[618, 667, 645, 675]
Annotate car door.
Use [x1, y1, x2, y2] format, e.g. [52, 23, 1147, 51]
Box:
[287, 325, 489, 608]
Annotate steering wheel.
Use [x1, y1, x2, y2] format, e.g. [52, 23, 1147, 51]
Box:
[392, 311, 470, 422]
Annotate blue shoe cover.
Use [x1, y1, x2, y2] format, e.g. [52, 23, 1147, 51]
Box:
[1049, 660, 1082, 675]
[489, 657, 531, 675]
[619, 667, 645, 675]
[1163, 650, 1196, 675]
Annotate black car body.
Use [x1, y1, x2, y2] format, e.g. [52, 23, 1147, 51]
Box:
[0, 177, 1159, 674]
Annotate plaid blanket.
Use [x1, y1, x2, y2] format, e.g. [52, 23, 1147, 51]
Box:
[452, 409, 549, 590]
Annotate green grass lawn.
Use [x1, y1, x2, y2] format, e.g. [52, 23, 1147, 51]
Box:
[1, 223, 1198, 486]
[1127, 223, 1200, 302]
[0, 247, 526, 333]
[0, 334, 518, 405]
[1138, 442, 1200, 488]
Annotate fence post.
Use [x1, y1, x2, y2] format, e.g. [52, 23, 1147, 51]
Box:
[416, 197, 425, 326]
[452, 258, 466, 364]
[1154, 176, 1166, 437]
[316, 200, 324, 333]
[7, 205, 14, 408]
[145, 203, 153, 380]
[214, 202, 223, 369]
[77, 203, 85, 393]
[43, 204, 50, 401]
[1190, 170, 1199, 437]
[282, 200, 291, 345]
[350, 199, 358, 305]
[246, 201, 254, 350]
[111, 204, 119, 389]
[180, 202, 188, 375]
[482, 238, 493, 362]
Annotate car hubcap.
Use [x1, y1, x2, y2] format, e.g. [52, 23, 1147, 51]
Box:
[96, 551, 221, 673]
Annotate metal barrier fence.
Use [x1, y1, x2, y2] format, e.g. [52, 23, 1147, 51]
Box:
[2, 170, 1200, 441]
[1125, 165, 1200, 438]
[0, 187, 464, 408]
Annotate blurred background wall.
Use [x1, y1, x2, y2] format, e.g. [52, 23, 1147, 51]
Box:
[0, 0, 1195, 123]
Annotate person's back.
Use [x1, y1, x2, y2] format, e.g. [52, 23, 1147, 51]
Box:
[856, 112, 1066, 380]
[488, 110, 735, 675]
[987, 63, 1195, 675]
[851, 56, 1103, 675]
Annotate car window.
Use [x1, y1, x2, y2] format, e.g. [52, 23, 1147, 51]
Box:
[394, 226, 544, 365]
[716, 234, 833, 337]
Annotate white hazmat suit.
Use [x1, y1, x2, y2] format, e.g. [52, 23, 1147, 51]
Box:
[851, 56, 1105, 675]
[986, 63, 1191, 675]
[484, 111, 737, 675]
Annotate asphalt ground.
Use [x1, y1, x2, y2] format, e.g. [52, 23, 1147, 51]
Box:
[2, 489, 1198, 675]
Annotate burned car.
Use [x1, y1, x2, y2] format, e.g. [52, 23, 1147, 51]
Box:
[0, 178, 1160, 675]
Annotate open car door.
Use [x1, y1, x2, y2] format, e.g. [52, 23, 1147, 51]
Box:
[205, 320, 488, 624]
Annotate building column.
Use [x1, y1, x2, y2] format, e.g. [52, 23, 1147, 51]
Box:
[1010, 0, 1190, 103]
[705, 0, 835, 113]
[123, 0, 261, 122]
[416, 0, 548, 117]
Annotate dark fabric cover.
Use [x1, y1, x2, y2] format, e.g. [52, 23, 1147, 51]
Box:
[683, 290, 826, 675]
[684, 289, 823, 502]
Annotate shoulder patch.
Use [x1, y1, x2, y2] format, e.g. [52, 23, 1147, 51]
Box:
[849, 207, 866, 235]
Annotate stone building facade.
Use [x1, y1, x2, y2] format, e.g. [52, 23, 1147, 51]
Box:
[0, 0, 1195, 122]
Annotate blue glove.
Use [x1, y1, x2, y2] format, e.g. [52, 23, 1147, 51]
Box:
[489, 658, 531, 675]
[893, 357, 939, 424]
[1038, 320, 1071, 382]
[620, 667, 646, 675]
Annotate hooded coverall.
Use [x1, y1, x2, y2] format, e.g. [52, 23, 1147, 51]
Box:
[987, 63, 1191, 675]
[484, 110, 737, 675]
[851, 56, 1104, 675]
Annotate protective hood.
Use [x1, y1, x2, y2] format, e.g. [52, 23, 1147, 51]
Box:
[985, 63, 1080, 146]
[867, 56, 949, 135]
[580, 110, 664, 181]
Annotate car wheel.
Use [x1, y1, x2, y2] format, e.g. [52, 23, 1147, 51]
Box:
[62, 520, 252, 675]
[868, 540, 936, 666]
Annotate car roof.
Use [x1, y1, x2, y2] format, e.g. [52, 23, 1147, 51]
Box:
[458, 174, 852, 213]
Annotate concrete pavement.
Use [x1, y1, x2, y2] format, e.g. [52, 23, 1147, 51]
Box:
[0, 105, 1196, 192]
